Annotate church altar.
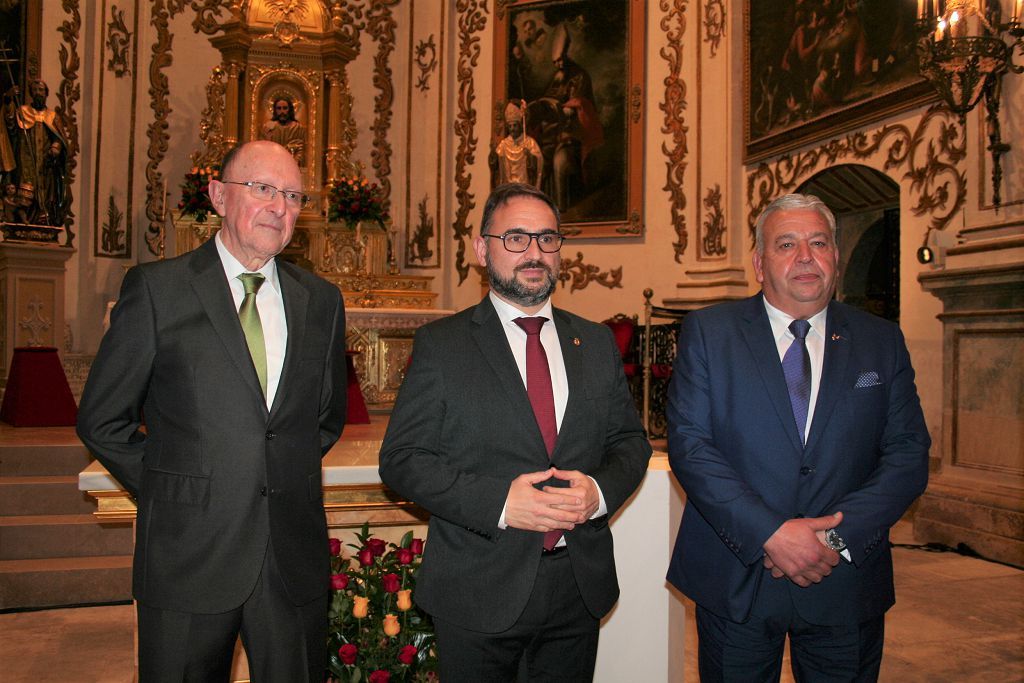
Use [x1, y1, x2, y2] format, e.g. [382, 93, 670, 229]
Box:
[78, 447, 685, 681]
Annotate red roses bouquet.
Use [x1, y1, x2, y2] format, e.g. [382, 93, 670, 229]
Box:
[177, 165, 220, 223]
[326, 176, 390, 228]
[327, 523, 436, 682]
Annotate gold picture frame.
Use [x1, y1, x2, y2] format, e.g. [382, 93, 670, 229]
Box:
[492, 0, 645, 238]
[744, 0, 935, 162]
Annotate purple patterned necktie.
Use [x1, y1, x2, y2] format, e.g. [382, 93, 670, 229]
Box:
[782, 319, 811, 445]
[514, 316, 562, 550]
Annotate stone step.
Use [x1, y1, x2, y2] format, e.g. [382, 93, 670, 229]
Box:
[0, 514, 134, 560]
[0, 555, 133, 610]
[0, 476, 97, 516]
[0, 443, 93, 476]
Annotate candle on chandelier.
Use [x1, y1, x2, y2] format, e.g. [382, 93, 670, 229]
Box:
[918, 0, 926, 20]
[1015, 0, 1022, 23]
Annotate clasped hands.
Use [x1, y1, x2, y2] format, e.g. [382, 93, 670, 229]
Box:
[504, 467, 599, 533]
[762, 511, 843, 587]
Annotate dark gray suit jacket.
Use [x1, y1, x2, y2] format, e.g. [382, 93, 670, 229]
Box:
[379, 297, 652, 633]
[77, 238, 347, 613]
[666, 294, 930, 625]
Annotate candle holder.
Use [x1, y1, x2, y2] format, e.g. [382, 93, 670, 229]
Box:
[916, 0, 1024, 208]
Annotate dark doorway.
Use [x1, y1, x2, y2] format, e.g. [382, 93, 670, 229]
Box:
[798, 165, 901, 323]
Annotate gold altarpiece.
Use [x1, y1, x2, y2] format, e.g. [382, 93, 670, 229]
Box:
[170, 2, 447, 412]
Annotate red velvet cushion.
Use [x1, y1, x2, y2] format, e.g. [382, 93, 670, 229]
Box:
[603, 319, 635, 359]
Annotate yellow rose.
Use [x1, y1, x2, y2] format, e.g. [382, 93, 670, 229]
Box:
[352, 595, 369, 618]
[396, 589, 413, 612]
[383, 613, 401, 637]
[191, 167, 198, 174]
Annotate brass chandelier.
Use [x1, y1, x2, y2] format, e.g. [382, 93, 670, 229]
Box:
[917, 0, 1024, 207]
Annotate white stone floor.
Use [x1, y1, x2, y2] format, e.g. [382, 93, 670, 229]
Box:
[1, 523, 1022, 682]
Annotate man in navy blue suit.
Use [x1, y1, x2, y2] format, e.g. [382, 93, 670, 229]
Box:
[666, 193, 930, 681]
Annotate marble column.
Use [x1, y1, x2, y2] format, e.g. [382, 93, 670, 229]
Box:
[917, 232, 1024, 567]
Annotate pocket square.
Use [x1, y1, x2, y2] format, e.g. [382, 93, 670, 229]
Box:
[854, 370, 881, 388]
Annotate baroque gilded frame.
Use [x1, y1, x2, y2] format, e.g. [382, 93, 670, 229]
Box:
[744, 0, 935, 162]
[492, 0, 645, 238]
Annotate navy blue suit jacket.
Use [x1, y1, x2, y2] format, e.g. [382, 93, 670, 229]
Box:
[666, 294, 929, 625]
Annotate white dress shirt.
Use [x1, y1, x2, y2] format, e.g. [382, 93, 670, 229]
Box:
[763, 298, 850, 561]
[763, 298, 827, 444]
[489, 292, 607, 537]
[215, 233, 287, 409]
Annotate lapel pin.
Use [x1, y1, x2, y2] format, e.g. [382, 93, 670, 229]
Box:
[831, 333, 844, 341]
[573, 337, 581, 346]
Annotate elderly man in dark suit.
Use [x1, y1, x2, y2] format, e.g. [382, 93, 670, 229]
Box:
[379, 183, 651, 682]
[77, 140, 346, 682]
[666, 193, 930, 681]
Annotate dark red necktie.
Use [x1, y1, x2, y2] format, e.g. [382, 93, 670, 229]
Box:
[514, 316, 562, 550]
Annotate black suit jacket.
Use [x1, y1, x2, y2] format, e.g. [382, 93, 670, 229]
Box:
[77, 238, 347, 613]
[666, 294, 930, 625]
[379, 297, 652, 633]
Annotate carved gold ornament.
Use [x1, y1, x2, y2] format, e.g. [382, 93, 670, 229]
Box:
[453, 0, 488, 285]
[660, 0, 689, 262]
[57, 0, 81, 246]
[558, 252, 624, 293]
[746, 105, 966, 244]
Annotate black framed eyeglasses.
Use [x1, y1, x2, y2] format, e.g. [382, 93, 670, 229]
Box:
[222, 180, 309, 209]
[481, 231, 564, 253]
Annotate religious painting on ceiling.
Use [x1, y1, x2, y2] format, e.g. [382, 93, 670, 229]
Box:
[744, 0, 934, 162]
[492, 0, 645, 238]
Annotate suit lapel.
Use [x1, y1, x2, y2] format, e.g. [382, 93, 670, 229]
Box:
[470, 298, 549, 458]
[740, 295, 804, 452]
[269, 262, 309, 419]
[552, 308, 583, 459]
[189, 240, 267, 408]
[804, 302, 851, 454]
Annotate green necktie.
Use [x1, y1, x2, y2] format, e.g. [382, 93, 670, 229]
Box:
[237, 272, 267, 398]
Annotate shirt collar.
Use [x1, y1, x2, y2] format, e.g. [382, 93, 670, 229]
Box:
[215, 232, 280, 293]
[489, 291, 554, 329]
[762, 296, 827, 341]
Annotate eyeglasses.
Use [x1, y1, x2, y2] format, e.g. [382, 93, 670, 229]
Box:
[222, 180, 309, 209]
[481, 231, 564, 253]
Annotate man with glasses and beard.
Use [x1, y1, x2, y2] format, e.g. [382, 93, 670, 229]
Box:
[380, 183, 651, 682]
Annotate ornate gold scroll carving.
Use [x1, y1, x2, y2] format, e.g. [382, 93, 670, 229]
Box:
[415, 35, 438, 92]
[745, 105, 966, 244]
[367, 0, 400, 203]
[106, 4, 132, 76]
[701, 184, 726, 257]
[452, 0, 487, 284]
[145, 0, 227, 257]
[660, 0, 689, 262]
[702, 0, 725, 58]
[558, 252, 624, 293]
[57, 0, 82, 247]
[192, 65, 227, 168]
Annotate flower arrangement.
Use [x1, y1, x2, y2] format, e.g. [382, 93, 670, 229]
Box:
[327, 176, 390, 228]
[328, 524, 437, 682]
[177, 165, 220, 223]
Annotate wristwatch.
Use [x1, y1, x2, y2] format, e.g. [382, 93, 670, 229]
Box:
[825, 528, 846, 552]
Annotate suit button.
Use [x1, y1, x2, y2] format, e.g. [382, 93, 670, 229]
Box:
[800, 466, 814, 475]
[259, 486, 268, 497]
[265, 431, 275, 440]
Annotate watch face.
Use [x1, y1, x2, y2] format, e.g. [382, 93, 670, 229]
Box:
[827, 529, 845, 551]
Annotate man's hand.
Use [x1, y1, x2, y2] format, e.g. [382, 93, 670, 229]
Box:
[543, 468, 600, 523]
[762, 511, 843, 587]
[504, 468, 584, 532]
